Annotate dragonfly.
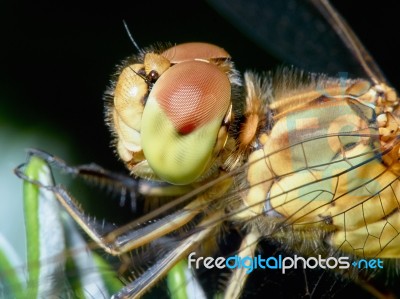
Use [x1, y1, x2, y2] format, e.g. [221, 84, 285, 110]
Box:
[5, 0, 400, 298]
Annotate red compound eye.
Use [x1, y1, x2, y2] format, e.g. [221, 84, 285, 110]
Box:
[141, 59, 231, 184]
[150, 60, 231, 134]
[161, 42, 230, 63]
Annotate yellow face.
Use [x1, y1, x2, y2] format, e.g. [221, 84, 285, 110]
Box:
[107, 43, 234, 184]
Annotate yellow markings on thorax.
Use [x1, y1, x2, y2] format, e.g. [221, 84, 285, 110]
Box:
[242, 80, 400, 257]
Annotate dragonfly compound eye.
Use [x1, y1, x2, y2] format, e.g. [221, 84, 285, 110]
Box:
[161, 42, 230, 63]
[141, 60, 231, 185]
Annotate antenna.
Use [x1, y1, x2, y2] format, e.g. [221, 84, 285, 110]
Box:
[123, 20, 141, 53]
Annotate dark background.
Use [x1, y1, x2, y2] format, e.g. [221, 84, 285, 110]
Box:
[1, 0, 400, 298]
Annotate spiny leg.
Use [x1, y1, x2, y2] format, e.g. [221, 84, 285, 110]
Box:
[16, 150, 236, 297]
[111, 213, 222, 299]
[15, 149, 230, 256]
[224, 230, 260, 299]
[23, 148, 193, 199]
[16, 156, 222, 299]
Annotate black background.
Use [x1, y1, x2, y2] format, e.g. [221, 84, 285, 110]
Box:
[1, 0, 400, 298]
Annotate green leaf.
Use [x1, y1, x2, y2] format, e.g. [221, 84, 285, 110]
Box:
[17, 155, 123, 298]
[167, 259, 206, 299]
[0, 234, 25, 299]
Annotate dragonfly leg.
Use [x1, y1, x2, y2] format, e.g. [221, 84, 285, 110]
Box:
[111, 213, 221, 299]
[15, 148, 233, 297]
[15, 149, 231, 256]
[224, 230, 260, 299]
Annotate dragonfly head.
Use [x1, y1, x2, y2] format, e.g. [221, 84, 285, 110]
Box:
[110, 43, 236, 185]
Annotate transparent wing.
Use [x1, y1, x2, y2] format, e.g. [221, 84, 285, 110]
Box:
[207, 0, 382, 79]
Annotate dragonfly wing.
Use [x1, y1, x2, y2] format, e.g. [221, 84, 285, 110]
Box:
[207, 0, 366, 77]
